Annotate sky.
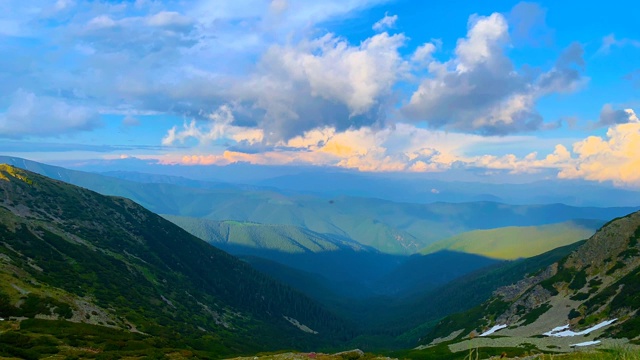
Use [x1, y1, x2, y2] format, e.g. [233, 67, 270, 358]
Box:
[0, 0, 639, 187]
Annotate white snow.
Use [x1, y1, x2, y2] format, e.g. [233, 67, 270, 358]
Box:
[570, 340, 601, 347]
[543, 324, 569, 335]
[479, 324, 507, 337]
[543, 319, 617, 337]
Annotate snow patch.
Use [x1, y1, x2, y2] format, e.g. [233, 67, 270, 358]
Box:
[479, 324, 507, 337]
[544, 319, 617, 337]
[283, 316, 318, 334]
[571, 340, 601, 347]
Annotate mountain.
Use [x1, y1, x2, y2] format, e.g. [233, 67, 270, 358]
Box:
[0, 164, 352, 359]
[420, 220, 603, 260]
[254, 171, 640, 208]
[415, 210, 640, 357]
[344, 241, 585, 350]
[2, 156, 638, 255]
[163, 216, 516, 301]
[163, 216, 371, 254]
[72, 160, 640, 208]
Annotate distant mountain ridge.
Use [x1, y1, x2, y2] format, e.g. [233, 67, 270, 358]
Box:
[1, 156, 638, 255]
[57, 157, 640, 207]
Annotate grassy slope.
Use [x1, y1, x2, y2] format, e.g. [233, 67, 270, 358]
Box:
[163, 215, 370, 254]
[0, 164, 352, 358]
[420, 220, 603, 259]
[413, 210, 640, 358]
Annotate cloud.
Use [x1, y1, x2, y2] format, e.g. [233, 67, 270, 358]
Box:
[162, 105, 264, 146]
[595, 104, 637, 127]
[121, 115, 140, 127]
[559, 111, 640, 186]
[598, 34, 640, 55]
[507, 2, 553, 47]
[372, 12, 397, 31]
[411, 41, 438, 65]
[157, 105, 640, 188]
[0, 90, 101, 138]
[403, 12, 585, 135]
[232, 31, 407, 141]
[2, 0, 402, 139]
[163, 121, 543, 173]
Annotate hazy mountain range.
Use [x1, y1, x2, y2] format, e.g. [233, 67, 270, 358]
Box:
[1, 157, 639, 359]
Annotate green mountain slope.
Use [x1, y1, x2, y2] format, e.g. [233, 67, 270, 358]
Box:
[0, 165, 352, 358]
[415, 210, 640, 357]
[343, 241, 583, 349]
[420, 220, 602, 260]
[2, 157, 638, 255]
[163, 216, 371, 253]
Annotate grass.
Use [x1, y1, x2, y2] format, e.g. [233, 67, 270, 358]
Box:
[535, 346, 640, 359]
[420, 221, 601, 260]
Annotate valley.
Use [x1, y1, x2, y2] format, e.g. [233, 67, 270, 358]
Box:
[0, 158, 639, 359]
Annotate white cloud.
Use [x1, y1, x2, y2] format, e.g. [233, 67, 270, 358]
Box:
[162, 105, 264, 146]
[411, 42, 438, 65]
[372, 12, 397, 31]
[559, 110, 640, 186]
[233, 31, 407, 141]
[0, 90, 101, 138]
[403, 12, 585, 135]
[146, 11, 194, 29]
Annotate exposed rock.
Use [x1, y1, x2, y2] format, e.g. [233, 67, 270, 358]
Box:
[494, 263, 557, 302]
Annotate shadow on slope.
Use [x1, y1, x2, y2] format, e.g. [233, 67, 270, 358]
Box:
[221, 244, 502, 306]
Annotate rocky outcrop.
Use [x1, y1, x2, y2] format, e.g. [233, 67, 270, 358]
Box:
[494, 263, 557, 302]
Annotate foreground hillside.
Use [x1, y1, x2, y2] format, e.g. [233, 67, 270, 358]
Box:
[413, 210, 640, 358]
[0, 165, 352, 358]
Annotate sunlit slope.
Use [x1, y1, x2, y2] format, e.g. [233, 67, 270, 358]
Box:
[420, 220, 602, 259]
[163, 215, 371, 253]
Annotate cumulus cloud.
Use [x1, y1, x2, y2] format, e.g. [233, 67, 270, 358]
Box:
[403, 12, 585, 135]
[163, 121, 541, 173]
[2, 0, 403, 139]
[0, 90, 101, 138]
[411, 41, 438, 65]
[372, 12, 397, 31]
[234, 31, 407, 141]
[559, 111, 640, 186]
[162, 105, 264, 146]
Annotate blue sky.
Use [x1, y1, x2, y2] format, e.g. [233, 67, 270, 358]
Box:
[0, 0, 639, 186]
